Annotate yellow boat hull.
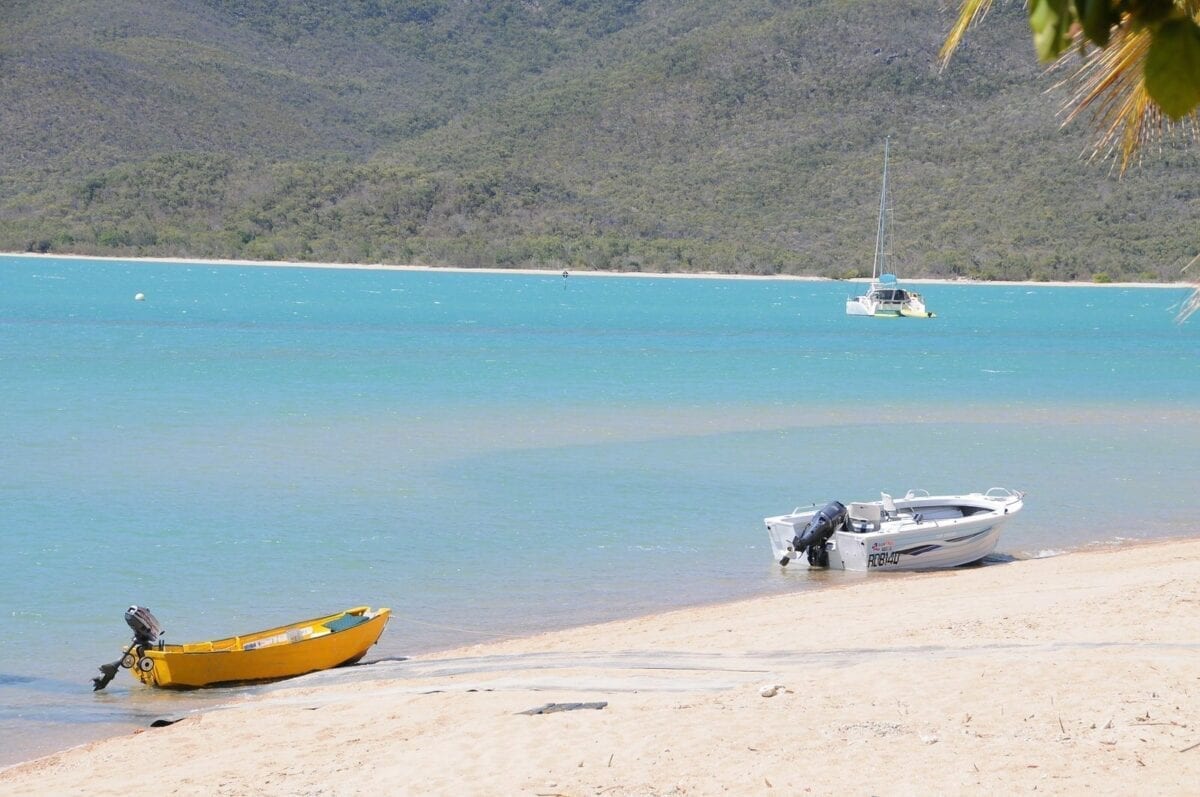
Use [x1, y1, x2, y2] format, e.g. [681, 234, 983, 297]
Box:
[129, 606, 390, 689]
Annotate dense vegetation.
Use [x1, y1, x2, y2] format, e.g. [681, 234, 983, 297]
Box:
[1, 0, 1197, 281]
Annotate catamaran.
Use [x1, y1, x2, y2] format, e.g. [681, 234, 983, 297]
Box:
[845, 139, 935, 318]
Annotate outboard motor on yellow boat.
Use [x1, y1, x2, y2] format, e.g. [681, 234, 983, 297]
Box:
[125, 605, 163, 646]
[786, 501, 846, 568]
[92, 605, 166, 691]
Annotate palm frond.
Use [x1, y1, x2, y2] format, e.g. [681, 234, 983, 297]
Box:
[939, 0, 996, 68]
[1056, 20, 1200, 170]
[1180, 254, 1200, 322]
[1054, 26, 1154, 172]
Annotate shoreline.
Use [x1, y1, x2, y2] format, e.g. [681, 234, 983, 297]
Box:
[4, 250, 1194, 290]
[4, 536, 1198, 793]
[7, 535, 1186, 767]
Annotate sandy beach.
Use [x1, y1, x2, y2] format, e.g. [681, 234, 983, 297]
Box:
[2, 538, 1197, 795]
[5, 250, 1196, 290]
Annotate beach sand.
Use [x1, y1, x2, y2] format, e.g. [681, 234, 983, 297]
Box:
[5, 250, 1196, 289]
[2, 539, 1198, 795]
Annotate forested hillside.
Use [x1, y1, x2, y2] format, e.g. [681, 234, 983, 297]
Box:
[2, 0, 1196, 280]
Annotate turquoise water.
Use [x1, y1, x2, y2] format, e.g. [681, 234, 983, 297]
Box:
[2, 254, 1198, 765]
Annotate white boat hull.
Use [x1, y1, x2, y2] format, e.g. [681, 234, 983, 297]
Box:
[845, 296, 879, 316]
[845, 288, 933, 318]
[764, 489, 1023, 571]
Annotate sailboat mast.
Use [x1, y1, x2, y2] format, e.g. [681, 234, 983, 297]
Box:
[871, 138, 889, 280]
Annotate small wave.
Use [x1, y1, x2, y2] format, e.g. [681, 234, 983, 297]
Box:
[1088, 536, 1138, 548]
[993, 549, 1064, 561]
[628, 544, 698, 553]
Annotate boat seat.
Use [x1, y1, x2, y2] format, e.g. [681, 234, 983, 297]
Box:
[881, 492, 898, 519]
[324, 613, 369, 633]
[847, 502, 881, 532]
[880, 492, 920, 521]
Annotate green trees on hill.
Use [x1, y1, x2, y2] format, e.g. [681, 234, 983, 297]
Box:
[1, 0, 1197, 281]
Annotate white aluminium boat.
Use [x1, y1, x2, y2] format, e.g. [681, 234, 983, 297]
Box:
[845, 138, 935, 319]
[764, 488, 1024, 571]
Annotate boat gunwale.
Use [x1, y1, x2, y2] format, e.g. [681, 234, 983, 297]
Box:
[143, 606, 381, 655]
[764, 492, 1023, 527]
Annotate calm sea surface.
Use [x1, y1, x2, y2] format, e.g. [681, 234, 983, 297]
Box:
[2, 254, 1198, 765]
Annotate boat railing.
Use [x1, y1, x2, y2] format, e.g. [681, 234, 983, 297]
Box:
[985, 487, 1022, 500]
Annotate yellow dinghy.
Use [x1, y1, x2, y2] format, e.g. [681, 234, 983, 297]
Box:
[93, 605, 390, 690]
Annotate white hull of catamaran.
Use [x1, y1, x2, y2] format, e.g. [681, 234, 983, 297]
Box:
[845, 296, 931, 318]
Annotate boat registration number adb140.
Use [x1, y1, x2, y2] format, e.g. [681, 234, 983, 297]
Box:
[866, 551, 901, 567]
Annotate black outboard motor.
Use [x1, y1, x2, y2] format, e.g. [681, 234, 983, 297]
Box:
[125, 605, 163, 647]
[791, 501, 847, 568]
[93, 606, 166, 691]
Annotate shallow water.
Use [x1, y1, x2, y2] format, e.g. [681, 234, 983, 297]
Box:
[1, 255, 1197, 765]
